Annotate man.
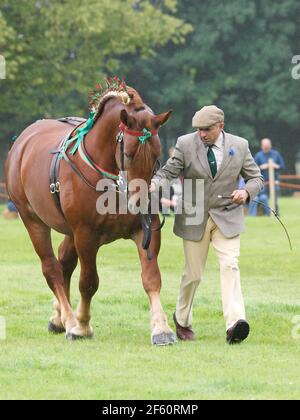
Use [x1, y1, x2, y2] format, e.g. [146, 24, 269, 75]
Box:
[249, 138, 285, 216]
[150, 105, 263, 344]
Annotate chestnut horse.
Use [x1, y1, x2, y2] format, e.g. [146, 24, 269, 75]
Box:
[5, 80, 176, 345]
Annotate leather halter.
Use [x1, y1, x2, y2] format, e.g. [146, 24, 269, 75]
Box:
[115, 123, 164, 260]
[118, 122, 158, 139]
[115, 122, 159, 176]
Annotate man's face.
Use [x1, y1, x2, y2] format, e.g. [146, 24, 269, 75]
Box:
[261, 139, 272, 153]
[198, 123, 224, 145]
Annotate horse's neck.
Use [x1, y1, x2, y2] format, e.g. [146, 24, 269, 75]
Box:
[85, 104, 121, 173]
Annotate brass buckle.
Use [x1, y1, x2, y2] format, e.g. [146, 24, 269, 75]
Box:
[50, 182, 60, 194]
[116, 131, 124, 143]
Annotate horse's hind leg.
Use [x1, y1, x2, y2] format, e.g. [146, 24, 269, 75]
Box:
[19, 213, 76, 335]
[66, 228, 99, 340]
[133, 225, 176, 346]
[49, 235, 78, 334]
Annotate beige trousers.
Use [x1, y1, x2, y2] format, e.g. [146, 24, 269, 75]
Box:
[175, 216, 245, 331]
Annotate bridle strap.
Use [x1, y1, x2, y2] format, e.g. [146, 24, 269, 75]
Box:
[118, 122, 158, 138]
[61, 148, 98, 191]
[81, 137, 119, 180]
[120, 133, 125, 172]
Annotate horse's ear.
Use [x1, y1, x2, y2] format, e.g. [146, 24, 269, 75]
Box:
[154, 110, 173, 128]
[120, 109, 136, 129]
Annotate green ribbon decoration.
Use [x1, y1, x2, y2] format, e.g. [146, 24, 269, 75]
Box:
[64, 111, 96, 156]
[138, 128, 152, 145]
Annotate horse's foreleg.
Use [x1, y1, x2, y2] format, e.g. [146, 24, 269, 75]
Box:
[66, 229, 99, 340]
[49, 235, 78, 333]
[133, 226, 176, 346]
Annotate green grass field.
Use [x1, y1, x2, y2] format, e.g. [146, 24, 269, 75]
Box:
[0, 198, 299, 400]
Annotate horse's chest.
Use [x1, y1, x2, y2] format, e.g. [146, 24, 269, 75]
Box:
[97, 214, 141, 245]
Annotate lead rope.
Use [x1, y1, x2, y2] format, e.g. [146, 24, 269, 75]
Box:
[142, 159, 167, 260]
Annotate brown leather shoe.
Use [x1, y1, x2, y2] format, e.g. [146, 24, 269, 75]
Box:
[226, 320, 250, 345]
[173, 313, 196, 341]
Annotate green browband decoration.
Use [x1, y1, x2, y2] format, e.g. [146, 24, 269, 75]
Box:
[138, 128, 152, 145]
[64, 111, 96, 155]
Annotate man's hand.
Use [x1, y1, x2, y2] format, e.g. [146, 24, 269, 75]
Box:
[231, 189, 249, 205]
[260, 163, 269, 170]
[260, 162, 280, 170]
[149, 181, 156, 193]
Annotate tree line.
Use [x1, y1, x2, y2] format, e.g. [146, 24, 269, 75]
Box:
[1, 0, 299, 176]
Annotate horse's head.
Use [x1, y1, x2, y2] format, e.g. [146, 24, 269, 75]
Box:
[86, 79, 172, 214]
[116, 108, 172, 182]
[117, 108, 172, 179]
[115, 107, 172, 213]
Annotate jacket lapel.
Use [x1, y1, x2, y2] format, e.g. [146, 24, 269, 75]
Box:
[195, 132, 213, 179]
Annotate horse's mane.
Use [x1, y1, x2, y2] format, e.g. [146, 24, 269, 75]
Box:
[88, 77, 145, 122]
[87, 78, 153, 172]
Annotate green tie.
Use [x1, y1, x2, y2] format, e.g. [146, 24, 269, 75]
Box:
[207, 146, 217, 178]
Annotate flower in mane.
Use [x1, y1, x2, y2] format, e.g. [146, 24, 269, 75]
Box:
[88, 76, 131, 113]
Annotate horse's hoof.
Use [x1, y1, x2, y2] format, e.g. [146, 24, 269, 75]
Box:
[48, 321, 65, 334]
[65, 332, 94, 341]
[152, 332, 177, 346]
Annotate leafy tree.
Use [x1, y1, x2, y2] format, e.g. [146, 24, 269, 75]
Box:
[0, 0, 191, 131]
[123, 0, 300, 170]
[0, 0, 191, 181]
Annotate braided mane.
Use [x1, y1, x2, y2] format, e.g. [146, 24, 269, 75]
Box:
[88, 77, 145, 121]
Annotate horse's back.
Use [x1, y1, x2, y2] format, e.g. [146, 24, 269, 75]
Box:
[6, 119, 74, 233]
[10, 119, 71, 154]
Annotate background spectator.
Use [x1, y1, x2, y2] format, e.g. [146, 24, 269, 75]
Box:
[249, 138, 285, 215]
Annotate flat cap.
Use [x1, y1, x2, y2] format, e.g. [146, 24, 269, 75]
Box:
[192, 105, 224, 128]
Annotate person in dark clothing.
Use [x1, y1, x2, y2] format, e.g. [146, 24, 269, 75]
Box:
[249, 138, 285, 216]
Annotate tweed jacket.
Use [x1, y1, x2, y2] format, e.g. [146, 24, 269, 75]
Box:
[152, 131, 264, 241]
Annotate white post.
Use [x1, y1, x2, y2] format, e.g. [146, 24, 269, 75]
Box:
[268, 158, 276, 215]
[0, 55, 6, 79]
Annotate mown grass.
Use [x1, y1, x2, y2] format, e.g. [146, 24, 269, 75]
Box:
[0, 198, 299, 400]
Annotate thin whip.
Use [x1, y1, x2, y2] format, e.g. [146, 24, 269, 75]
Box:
[218, 195, 293, 251]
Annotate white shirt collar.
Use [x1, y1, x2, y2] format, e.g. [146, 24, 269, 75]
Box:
[202, 131, 224, 149]
[213, 132, 224, 149]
